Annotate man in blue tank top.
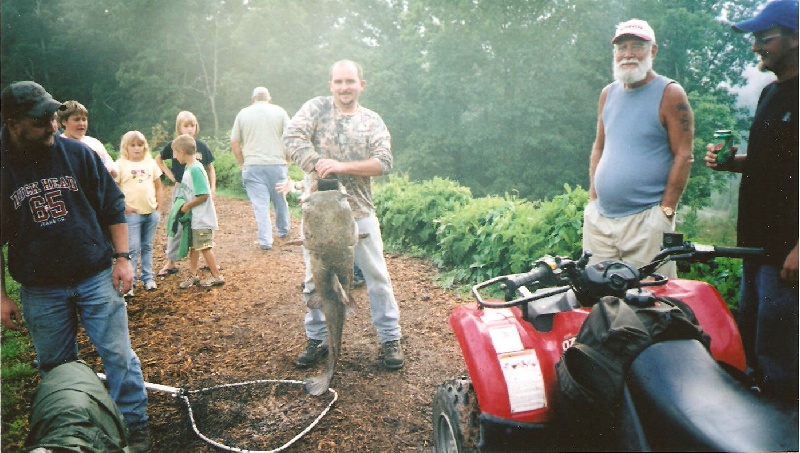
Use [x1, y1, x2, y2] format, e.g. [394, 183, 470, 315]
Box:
[583, 19, 695, 277]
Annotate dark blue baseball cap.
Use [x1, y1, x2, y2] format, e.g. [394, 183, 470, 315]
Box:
[732, 0, 799, 33]
[1, 81, 65, 122]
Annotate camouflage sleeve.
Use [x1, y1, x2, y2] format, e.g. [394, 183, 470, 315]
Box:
[281, 108, 292, 161]
[368, 113, 392, 175]
[283, 98, 323, 173]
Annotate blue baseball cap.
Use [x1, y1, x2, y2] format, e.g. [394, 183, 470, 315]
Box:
[732, 0, 799, 33]
[1, 81, 65, 122]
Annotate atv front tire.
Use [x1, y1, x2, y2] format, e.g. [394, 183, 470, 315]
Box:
[432, 377, 479, 452]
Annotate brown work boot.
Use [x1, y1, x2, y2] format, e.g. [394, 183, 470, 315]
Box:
[296, 339, 328, 368]
[382, 340, 404, 370]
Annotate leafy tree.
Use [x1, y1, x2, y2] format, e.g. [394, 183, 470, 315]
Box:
[1, 0, 759, 211]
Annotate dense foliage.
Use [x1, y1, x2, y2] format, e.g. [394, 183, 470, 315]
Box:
[0, 2, 757, 444]
[2, 0, 762, 205]
[373, 175, 742, 299]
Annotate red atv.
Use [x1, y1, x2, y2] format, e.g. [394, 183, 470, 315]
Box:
[432, 233, 798, 452]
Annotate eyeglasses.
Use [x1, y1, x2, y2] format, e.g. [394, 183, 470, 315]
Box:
[613, 42, 649, 54]
[753, 34, 782, 46]
[30, 115, 57, 129]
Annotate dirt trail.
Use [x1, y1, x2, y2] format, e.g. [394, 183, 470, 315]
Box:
[79, 194, 468, 452]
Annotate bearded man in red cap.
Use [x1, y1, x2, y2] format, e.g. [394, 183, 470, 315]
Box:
[583, 19, 695, 278]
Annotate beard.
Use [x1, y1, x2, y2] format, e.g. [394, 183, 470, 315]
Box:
[613, 52, 653, 85]
[757, 50, 784, 74]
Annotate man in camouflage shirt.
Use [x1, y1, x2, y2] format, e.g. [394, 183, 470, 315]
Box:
[283, 59, 404, 370]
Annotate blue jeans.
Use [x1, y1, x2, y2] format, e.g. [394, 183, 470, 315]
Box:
[739, 260, 799, 402]
[20, 268, 149, 428]
[302, 214, 402, 343]
[242, 165, 290, 248]
[126, 211, 161, 285]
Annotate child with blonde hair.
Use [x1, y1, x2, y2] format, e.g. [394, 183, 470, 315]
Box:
[170, 134, 224, 288]
[115, 131, 164, 295]
[156, 111, 218, 276]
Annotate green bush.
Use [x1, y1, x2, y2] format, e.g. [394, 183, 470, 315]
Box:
[678, 208, 741, 309]
[213, 151, 245, 197]
[434, 195, 513, 283]
[431, 184, 588, 285]
[504, 184, 587, 268]
[375, 175, 472, 253]
[680, 258, 743, 310]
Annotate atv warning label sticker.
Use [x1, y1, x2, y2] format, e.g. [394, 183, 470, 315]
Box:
[488, 324, 524, 353]
[498, 350, 546, 413]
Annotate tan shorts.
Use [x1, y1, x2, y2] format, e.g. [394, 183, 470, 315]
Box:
[191, 229, 215, 251]
[582, 202, 676, 278]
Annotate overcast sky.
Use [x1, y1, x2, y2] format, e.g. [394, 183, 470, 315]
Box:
[728, 64, 777, 115]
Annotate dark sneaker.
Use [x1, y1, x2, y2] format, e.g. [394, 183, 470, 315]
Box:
[128, 426, 152, 453]
[353, 265, 366, 288]
[296, 339, 328, 368]
[382, 340, 404, 370]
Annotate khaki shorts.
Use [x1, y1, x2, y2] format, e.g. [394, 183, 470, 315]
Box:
[582, 202, 676, 278]
[191, 229, 215, 251]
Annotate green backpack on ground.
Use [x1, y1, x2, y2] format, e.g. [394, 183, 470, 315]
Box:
[25, 361, 130, 453]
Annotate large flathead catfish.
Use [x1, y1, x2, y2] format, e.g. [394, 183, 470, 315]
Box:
[302, 189, 359, 396]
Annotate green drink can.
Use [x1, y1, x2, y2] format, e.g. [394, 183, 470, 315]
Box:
[714, 130, 734, 164]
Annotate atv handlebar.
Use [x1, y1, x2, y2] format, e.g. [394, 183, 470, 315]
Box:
[502, 259, 558, 294]
[473, 233, 763, 309]
[639, 241, 764, 277]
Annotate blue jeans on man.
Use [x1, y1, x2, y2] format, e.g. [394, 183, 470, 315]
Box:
[126, 211, 161, 286]
[738, 259, 799, 403]
[19, 267, 149, 429]
[242, 165, 290, 249]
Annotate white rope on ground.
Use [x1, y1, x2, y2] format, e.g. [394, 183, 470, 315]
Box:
[98, 374, 338, 453]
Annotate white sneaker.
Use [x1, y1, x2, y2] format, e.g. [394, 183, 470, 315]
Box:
[144, 281, 157, 291]
[200, 275, 225, 287]
[179, 275, 200, 289]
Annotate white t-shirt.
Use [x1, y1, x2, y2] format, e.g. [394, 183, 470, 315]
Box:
[62, 133, 119, 175]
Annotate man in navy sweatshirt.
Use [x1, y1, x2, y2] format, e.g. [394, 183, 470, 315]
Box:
[0, 81, 151, 452]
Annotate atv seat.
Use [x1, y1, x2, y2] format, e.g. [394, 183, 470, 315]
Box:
[626, 339, 798, 452]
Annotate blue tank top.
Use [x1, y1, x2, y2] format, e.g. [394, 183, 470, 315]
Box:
[594, 75, 673, 218]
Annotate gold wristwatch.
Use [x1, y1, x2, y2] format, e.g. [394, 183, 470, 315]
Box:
[661, 205, 675, 219]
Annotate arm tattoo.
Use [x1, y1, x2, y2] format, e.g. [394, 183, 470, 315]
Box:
[677, 102, 692, 132]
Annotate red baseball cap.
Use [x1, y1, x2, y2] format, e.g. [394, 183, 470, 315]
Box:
[612, 19, 656, 43]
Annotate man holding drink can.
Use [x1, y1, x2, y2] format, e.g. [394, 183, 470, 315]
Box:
[705, 0, 798, 404]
